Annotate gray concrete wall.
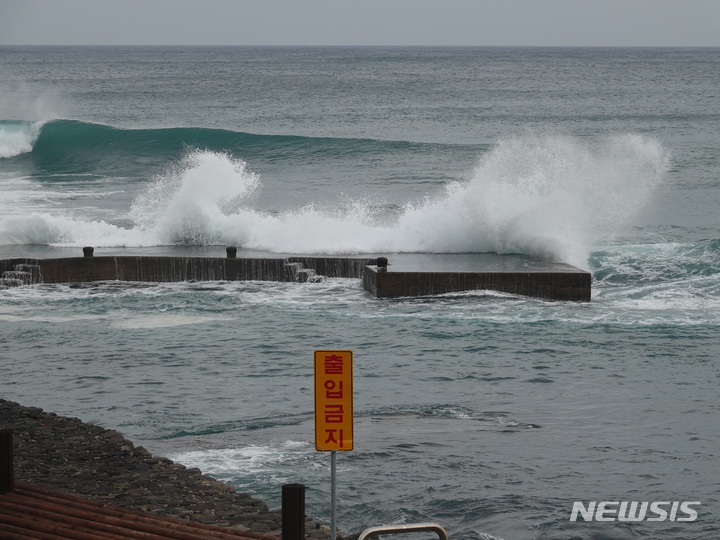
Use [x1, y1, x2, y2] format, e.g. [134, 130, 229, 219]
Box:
[1, 253, 591, 301]
[1, 255, 373, 285]
[362, 266, 591, 301]
[34, 257, 288, 284]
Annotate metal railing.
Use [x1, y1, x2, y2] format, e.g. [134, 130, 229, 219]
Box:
[358, 522, 449, 540]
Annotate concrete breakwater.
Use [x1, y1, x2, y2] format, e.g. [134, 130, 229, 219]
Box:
[0, 248, 591, 301]
[0, 399, 332, 538]
[364, 253, 591, 301]
[0, 249, 375, 286]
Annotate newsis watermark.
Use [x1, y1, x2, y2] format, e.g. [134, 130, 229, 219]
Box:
[570, 501, 700, 522]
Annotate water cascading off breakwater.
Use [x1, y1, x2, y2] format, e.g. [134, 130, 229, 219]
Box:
[0, 248, 591, 301]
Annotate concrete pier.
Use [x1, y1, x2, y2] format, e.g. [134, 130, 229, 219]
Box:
[0, 249, 591, 301]
[362, 253, 591, 301]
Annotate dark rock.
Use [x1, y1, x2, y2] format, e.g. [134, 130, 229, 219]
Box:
[0, 398, 338, 539]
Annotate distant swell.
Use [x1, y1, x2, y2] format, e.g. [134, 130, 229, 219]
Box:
[2, 119, 444, 171]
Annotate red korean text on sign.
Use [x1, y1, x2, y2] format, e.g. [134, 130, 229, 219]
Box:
[314, 350, 353, 451]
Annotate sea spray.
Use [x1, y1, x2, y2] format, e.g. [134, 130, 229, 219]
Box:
[133, 133, 669, 264]
[130, 148, 393, 253]
[0, 86, 62, 158]
[0, 213, 145, 247]
[1, 133, 670, 263]
[130, 150, 260, 245]
[394, 132, 670, 268]
[0, 121, 43, 159]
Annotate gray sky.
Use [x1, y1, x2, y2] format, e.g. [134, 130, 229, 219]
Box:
[1, 0, 719, 47]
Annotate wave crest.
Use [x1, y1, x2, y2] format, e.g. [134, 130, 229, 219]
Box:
[0, 121, 43, 159]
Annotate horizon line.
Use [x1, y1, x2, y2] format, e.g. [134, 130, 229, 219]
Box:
[2, 43, 719, 49]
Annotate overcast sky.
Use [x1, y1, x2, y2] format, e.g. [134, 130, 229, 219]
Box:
[1, 0, 719, 47]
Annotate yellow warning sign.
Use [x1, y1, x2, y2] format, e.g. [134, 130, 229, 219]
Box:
[314, 350, 354, 451]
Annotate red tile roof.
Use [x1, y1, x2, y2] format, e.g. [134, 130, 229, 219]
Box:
[0, 482, 278, 540]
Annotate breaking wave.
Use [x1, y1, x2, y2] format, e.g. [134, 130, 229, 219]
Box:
[0, 131, 670, 269]
[0, 120, 43, 159]
[0, 119, 443, 170]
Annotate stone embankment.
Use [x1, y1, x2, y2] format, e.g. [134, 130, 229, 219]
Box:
[0, 399, 332, 539]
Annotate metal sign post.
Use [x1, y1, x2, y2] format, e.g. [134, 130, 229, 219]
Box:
[331, 450, 337, 540]
[314, 350, 353, 540]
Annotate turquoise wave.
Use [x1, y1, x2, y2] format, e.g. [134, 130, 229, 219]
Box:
[4, 119, 471, 176]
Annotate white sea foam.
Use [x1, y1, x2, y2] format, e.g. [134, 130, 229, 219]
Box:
[111, 314, 232, 329]
[173, 442, 307, 473]
[0, 213, 145, 246]
[0, 121, 43, 158]
[0, 133, 670, 269]
[392, 132, 669, 268]
[0, 313, 106, 323]
[129, 150, 261, 245]
[169, 441, 314, 489]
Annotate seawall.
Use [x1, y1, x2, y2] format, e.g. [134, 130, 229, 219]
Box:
[0, 249, 591, 301]
[364, 253, 591, 301]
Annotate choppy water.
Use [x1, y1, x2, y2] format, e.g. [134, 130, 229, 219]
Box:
[1, 46, 719, 539]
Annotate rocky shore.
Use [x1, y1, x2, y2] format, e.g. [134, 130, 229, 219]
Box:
[0, 399, 333, 539]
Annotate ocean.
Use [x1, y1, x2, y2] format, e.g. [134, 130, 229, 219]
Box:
[0, 46, 719, 540]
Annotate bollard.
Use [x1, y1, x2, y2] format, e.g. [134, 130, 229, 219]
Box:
[226, 246, 237, 259]
[83, 246, 94, 258]
[376, 257, 388, 272]
[0, 430, 14, 494]
[282, 483, 306, 540]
